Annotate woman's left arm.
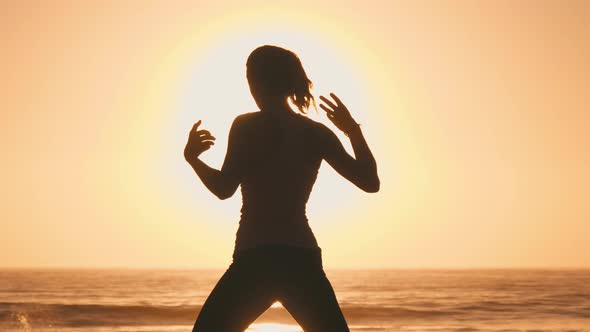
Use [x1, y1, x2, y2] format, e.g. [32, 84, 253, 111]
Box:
[184, 118, 243, 200]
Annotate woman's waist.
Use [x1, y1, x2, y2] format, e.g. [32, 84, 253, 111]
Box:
[240, 200, 307, 217]
[233, 219, 319, 259]
[238, 210, 308, 224]
[232, 243, 322, 266]
[235, 215, 314, 242]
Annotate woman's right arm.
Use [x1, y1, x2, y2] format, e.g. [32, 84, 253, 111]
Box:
[184, 117, 244, 200]
[319, 93, 380, 193]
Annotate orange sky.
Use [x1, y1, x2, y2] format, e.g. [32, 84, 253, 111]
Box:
[1, 0, 589, 268]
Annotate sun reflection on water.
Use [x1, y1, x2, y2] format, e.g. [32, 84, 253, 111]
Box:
[246, 323, 303, 332]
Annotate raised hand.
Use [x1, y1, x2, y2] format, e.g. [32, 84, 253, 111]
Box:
[319, 93, 360, 136]
[184, 120, 216, 161]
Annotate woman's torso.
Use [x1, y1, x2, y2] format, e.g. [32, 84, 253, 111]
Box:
[233, 111, 325, 255]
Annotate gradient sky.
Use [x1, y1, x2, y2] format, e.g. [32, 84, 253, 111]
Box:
[1, 0, 588, 268]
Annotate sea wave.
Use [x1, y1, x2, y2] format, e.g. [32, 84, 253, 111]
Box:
[0, 302, 449, 328]
[2, 300, 589, 329]
[2, 269, 590, 331]
[0, 302, 196, 328]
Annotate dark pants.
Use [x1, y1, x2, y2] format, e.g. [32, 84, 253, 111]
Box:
[192, 245, 350, 332]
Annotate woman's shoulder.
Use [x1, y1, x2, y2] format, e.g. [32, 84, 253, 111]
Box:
[296, 114, 334, 137]
[232, 111, 333, 137]
[229, 112, 263, 131]
[234, 111, 261, 123]
[294, 113, 327, 130]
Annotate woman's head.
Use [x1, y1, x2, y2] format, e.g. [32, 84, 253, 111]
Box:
[246, 45, 314, 113]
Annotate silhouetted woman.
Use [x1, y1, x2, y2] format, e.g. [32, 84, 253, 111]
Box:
[184, 45, 379, 332]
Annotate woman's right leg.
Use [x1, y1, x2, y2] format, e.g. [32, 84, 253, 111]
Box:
[192, 259, 276, 332]
[280, 269, 350, 332]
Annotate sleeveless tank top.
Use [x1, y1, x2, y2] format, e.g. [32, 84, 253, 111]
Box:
[232, 111, 323, 256]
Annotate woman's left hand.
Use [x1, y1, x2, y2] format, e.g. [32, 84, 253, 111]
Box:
[319, 93, 360, 136]
[184, 120, 216, 161]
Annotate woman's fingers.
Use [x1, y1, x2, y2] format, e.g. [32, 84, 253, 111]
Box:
[199, 140, 215, 150]
[321, 103, 345, 128]
[192, 120, 202, 131]
[191, 127, 215, 141]
[199, 133, 215, 141]
[320, 104, 335, 115]
[196, 129, 210, 135]
[319, 95, 338, 110]
[185, 120, 217, 158]
[321, 93, 351, 118]
[329, 93, 352, 116]
[320, 93, 359, 135]
[329, 93, 343, 107]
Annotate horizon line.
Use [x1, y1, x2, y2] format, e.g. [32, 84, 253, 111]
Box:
[2, 266, 589, 271]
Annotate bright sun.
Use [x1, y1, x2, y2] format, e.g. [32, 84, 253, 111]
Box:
[171, 25, 371, 224]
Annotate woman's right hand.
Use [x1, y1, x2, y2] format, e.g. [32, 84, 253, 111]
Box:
[319, 93, 360, 136]
[184, 120, 216, 162]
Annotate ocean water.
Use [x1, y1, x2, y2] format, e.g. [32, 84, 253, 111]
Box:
[0, 269, 589, 332]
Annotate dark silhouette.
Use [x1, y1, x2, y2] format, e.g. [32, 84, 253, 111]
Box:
[184, 45, 379, 332]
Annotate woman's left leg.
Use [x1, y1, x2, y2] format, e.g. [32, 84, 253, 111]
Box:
[277, 249, 350, 332]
